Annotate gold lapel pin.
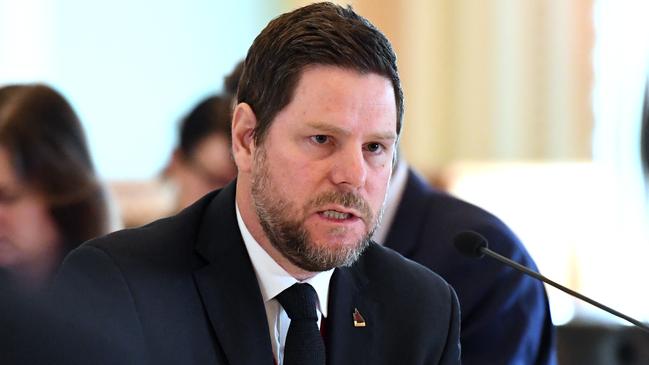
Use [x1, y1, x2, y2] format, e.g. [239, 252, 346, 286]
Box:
[353, 308, 366, 327]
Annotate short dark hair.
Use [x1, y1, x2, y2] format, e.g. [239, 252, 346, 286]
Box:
[238, 2, 404, 146]
[0, 84, 109, 255]
[224, 60, 244, 97]
[178, 94, 233, 158]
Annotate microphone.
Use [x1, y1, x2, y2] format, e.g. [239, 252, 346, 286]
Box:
[454, 230, 649, 333]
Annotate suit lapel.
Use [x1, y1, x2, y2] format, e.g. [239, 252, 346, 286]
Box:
[325, 266, 378, 365]
[190, 182, 383, 364]
[193, 182, 275, 365]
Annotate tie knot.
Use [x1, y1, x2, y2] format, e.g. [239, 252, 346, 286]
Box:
[276, 283, 319, 321]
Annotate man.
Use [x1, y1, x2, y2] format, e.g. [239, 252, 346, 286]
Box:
[214, 57, 556, 363]
[374, 159, 557, 364]
[55, 3, 460, 365]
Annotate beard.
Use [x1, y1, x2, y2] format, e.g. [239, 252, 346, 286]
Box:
[250, 147, 382, 272]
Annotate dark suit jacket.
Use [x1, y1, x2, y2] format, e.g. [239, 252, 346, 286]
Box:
[384, 170, 556, 365]
[55, 182, 461, 365]
[0, 270, 130, 365]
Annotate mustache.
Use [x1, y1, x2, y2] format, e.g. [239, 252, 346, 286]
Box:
[309, 191, 373, 222]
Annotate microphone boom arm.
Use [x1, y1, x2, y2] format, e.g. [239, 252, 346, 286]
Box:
[481, 246, 649, 333]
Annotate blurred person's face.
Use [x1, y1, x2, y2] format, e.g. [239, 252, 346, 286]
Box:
[0, 147, 62, 285]
[173, 133, 237, 209]
[233, 66, 397, 278]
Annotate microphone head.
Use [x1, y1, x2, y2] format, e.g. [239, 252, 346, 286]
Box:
[453, 231, 489, 259]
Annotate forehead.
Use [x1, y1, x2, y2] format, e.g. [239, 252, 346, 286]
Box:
[274, 65, 397, 135]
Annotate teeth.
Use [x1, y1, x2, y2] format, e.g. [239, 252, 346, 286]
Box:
[322, 210, 351, 220]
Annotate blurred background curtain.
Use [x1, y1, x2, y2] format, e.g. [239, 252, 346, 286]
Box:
[292, 0, 594, 173]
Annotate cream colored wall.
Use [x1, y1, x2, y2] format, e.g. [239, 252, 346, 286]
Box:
[287, 0, 594, 175]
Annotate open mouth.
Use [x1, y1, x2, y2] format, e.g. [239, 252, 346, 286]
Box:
[318, 209, 361, 221]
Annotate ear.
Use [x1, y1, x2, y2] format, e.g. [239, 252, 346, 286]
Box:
[231, 102, 257, 173]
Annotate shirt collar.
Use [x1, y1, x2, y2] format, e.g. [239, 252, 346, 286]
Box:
[236, 203, 334, 317]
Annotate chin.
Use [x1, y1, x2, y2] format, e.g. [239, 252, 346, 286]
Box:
[314, 233, 365, 250]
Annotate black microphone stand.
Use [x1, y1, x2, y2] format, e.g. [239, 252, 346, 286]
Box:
[480, 246, 649, 334]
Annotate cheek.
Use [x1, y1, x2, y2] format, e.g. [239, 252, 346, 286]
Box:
[265, 149, 314, 190]
[7, 203, 60, 253]
[367, 169, 392, 206]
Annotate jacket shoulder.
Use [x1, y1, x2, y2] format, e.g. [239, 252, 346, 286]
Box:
[358, 243, 457, 306]
[80, 191, 215, 260]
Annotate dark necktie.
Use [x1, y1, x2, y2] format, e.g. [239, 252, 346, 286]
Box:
[276, 283, 326, 365]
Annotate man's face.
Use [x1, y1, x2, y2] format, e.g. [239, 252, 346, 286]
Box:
[250, 66, 397, 272]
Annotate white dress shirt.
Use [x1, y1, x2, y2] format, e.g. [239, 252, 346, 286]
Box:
[236, 204, 334, 365]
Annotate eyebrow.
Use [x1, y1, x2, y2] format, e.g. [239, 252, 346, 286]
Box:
[306, 122, 397, 141]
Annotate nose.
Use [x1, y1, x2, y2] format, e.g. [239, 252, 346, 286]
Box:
[329, 145, 367, 190]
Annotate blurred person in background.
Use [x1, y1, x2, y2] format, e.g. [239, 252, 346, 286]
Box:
[0, 84, 113, 290]
[163, 93, 237, 210]
[163, 61, 243, 210]
[114, 63, 242, 228]
[224, 60, 244, 105]
[1, 266, 132, 364]
[118, 62, 242, 227]
[374, 156, 556, 364]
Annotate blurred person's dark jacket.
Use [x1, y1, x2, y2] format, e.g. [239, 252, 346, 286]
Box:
[383, 169, 556, 365]
[0, 269, 132, 364]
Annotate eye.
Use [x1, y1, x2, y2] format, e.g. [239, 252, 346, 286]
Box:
[366, 142, 384, 153]
[311, 135, 329, 144]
